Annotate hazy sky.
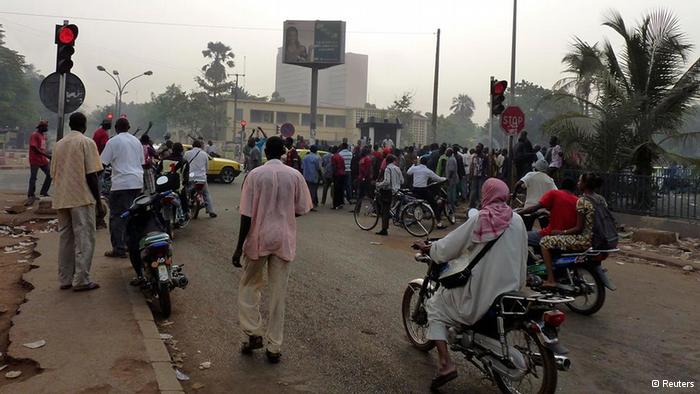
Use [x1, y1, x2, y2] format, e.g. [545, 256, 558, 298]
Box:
[1, 0, 699, 124]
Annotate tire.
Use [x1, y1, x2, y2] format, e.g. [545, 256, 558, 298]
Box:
[157, 283, 172, 318]
[401, 202, 436, 237]
[193, 196, 202, 219]
[165, 220, 173, 240]
[566, 265, 606, 315]
[401, 282, 435, 351]
[354, 196, 379, 231]
[219, 167, 236, 184]
[493, 326, 558, 394]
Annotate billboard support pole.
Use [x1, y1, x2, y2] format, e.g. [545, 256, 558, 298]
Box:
[310, 67, 319, 145]
[430, 28, 440, 144]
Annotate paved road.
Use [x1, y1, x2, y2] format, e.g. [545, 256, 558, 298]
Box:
[149, 180, 700, 394]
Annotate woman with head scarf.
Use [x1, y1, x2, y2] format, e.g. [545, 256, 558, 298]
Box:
[413, 178, 527, 389]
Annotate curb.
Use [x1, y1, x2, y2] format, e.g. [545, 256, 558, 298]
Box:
[120, 268, 184, 393]
[619, 249, 700, 271]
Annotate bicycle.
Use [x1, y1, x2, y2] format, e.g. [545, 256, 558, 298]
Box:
[354, 189, 436, 237]
[431, 180, 457, 225]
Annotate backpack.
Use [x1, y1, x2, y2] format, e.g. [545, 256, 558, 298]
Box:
[584, 194, 618, 250]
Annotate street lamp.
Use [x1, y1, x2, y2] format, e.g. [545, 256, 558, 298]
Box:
[96, 65, 153, 119]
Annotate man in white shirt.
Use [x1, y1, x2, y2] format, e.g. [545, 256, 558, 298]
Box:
[184, 140, 217, 218]
[408, 156, 447, 229]
[548, 136, 564, 178]
[338, 143, 354, 203]
[205, 140, 219, 157]
[101, 118, 144, 260]
[513, 159, 557, 230]
[375, 155, 404, 236]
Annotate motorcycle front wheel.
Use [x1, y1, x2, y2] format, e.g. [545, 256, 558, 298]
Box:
[493, 326, 557, 394]
[401, 282, 435, 351]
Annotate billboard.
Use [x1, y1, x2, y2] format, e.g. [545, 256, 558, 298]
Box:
[283, 20, 346, 67]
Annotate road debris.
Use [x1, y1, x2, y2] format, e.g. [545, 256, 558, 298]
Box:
[5, 370, 22, 379]
[159, 320, 174, 327]
[370, 242, 382, 245]
[159, 333, 173, 340]
[198, 361, 211, 370]
[682, 265, 695, 272]
[192, 382, 206, 390]
[22, 339, 46, 349]
[175, 369, 190, 381]
[651, 263, 667, 268]
[0, 365, 7, 372]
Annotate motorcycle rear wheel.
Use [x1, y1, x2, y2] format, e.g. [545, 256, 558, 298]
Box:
[493, 326, 557, 394]
[566, 265, 606, 315]
[157, 283, 172, 318]
[401, 282, 435, 351]
[193, 198, 202, 219]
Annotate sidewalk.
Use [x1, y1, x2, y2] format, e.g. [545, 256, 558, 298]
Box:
[0, 230, 182, 393]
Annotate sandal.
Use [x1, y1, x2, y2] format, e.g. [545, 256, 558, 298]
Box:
[430, 370, 458, 390]
[73, 282, 100, 292]
[104, 250, 128, 258]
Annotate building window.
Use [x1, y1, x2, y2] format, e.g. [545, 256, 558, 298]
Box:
[234, 109, 243, 121]
[276, 112, 300, 124]
[301, 114, 324, 126]
[250, 110, 274, 123]
[325, 115, 346, 128]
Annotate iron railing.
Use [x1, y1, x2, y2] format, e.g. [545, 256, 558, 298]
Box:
[561, 170, 700, 221]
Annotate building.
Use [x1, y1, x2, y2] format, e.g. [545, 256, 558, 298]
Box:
[195, 99, 430, 147]
[275, 48, 368, 108]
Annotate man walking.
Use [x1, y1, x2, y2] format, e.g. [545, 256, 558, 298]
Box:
[184, 140, 217, 218]
[284, 137, 300, 171]
[26, 120, 52, 205]
[321, 146, 335, 206]
[331, 147, 346, 210]
[50, 113, 103, 291]
[338, 143, 353, 203]
[375, 154, 403, 236]
[301, 145, 322, 210]
[547, 136, 564, 179]
[232, 136, 312, 364]
[101, 118, 144, 259]
[469, 143, 487, 209]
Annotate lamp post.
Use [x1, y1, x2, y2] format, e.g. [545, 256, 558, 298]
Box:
[97, 66, 153, 118]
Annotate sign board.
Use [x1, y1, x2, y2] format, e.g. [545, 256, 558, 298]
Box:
[39, 72, 86, 114]
[280, 123, 295, 138]
[283, 20, 346, 68]
[500, 106, 525, 135]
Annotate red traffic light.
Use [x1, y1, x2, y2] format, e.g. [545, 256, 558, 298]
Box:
[492, 81, 508, 95]
[106, 113, 114, 120]
[56, 24, 78, 45]
[240, 120, 247, 127]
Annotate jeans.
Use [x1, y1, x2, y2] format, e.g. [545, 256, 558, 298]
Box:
[306, 181, 319, 206]
[28, 165, 51, 197]
[377, 189, 393, 232]
[109, 189, 141, 254]
[344, 173, 353, 203]
[333, 175, 346, 208]
[469, 176, 485, 208]
[321, 177, 333, 205]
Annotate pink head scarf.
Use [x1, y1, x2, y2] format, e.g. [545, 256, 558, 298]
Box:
[473, 178, 513, 243]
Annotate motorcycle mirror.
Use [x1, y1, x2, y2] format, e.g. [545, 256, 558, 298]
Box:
[156, 176, 169, 186]
[468, 208, 479, 219]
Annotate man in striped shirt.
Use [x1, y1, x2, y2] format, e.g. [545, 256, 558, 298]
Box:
[338, 143, 353, 203]
[375, 155, 403, 236]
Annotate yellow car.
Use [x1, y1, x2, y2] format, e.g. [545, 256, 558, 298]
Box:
[182, 144, 242, 184]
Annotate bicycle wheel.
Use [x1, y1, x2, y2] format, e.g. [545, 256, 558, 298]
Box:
[354, 196, 379, 231]
[401, 202, 436, 237]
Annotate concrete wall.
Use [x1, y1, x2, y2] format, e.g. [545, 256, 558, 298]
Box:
[614, 212, 700, 238]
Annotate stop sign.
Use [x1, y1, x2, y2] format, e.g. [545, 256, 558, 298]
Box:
[500, 106, 525, 135]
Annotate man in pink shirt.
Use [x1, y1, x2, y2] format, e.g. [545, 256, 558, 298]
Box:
[232, 136, 312, 364]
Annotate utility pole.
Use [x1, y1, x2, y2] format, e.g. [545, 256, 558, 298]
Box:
[430, 28, 441, 144]
[231, 73, 245, 160]
[508, 0, 518, 188]
[488, 76, 494, 176]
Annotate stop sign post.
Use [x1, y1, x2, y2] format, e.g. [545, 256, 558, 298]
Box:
[500, 106, 525, 135]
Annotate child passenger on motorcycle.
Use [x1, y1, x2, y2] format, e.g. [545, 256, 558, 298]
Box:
[538, 173, 605, 288]
[413, 178, 527, 390]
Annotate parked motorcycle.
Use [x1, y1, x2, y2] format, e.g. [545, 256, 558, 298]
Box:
[122, 188, 188, 317]
[526, 247, 618, 316]
[155, 176, 190, 239]
[190, 181, 207, 219]
[402, 241, 573, 394]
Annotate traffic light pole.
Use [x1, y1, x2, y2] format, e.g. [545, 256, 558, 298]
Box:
[488, 76, 494, 176]
[508, 0, 518, 189]
[430, 28, 441, 144]
[230, 73, 244, 160]
[56, 20, 69, 141]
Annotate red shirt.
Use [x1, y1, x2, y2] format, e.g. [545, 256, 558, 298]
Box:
[372, 151, 383, 162]
[358, 156, 373, 181]
[285, 147, 300, 170]
[539, 189, 579, 236]
[29, 131, 49, 167]
[92, 127, 109, 154]
[331, 153, 346, 177]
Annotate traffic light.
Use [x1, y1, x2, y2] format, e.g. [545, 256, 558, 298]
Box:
[106, 113, 113, 120]
[55, 24, 79, 74]
[491, 80, 508, 116]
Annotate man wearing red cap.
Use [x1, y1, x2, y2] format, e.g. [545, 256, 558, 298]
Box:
[26, 120, 52, 206]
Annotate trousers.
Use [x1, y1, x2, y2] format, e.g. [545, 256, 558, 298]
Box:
[109, 189, 141, 254]
[58, 204, 96, 287]
[28, 165, 51, 197]
[238, 255, 291, 353]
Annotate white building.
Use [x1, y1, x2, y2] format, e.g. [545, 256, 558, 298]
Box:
[275, 48, 368, 108]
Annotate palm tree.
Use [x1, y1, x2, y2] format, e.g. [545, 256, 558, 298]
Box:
[554, 38, 604, 115]
[449, 94, 475, 120]
[546, 9, 700, 175]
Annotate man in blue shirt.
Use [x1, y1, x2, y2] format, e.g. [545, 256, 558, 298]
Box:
[301, 145, 322, 210]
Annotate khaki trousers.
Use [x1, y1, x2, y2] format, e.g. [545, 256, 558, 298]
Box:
[57, 204, 96, 287]
[238, 255, 291, 353]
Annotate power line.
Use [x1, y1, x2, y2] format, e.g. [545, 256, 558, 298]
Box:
[0, 10, 434, 35]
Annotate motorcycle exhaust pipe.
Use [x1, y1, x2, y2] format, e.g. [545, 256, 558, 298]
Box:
[532, 353, 572, 371]
[175, 276, 189, 289]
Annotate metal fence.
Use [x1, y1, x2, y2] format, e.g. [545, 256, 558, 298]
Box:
[562, 170, 700, 221]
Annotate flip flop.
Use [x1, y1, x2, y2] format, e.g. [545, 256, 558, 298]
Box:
[73, 282, 100, 292]
[59, 284, 72, 290]
[430, 370, 458, 390]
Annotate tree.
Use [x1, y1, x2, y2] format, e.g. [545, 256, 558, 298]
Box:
[546, 9, 700, 174]
[554, 38, 604, 115]
[389, 92, 415, 144]
[270, 91, 285, 103]
[0, 26, 35, 137]
[510, 80, 579, 145]
[195, 41, 236, 139]
[449, 94, 475, 120]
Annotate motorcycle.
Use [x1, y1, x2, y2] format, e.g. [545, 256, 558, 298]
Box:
[122, 187, 188, 318]
[155, 176, 190, 239]
[189, 181, 207, 219]
[402, 241, 573, 394]
[526, 246, 618, 316]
